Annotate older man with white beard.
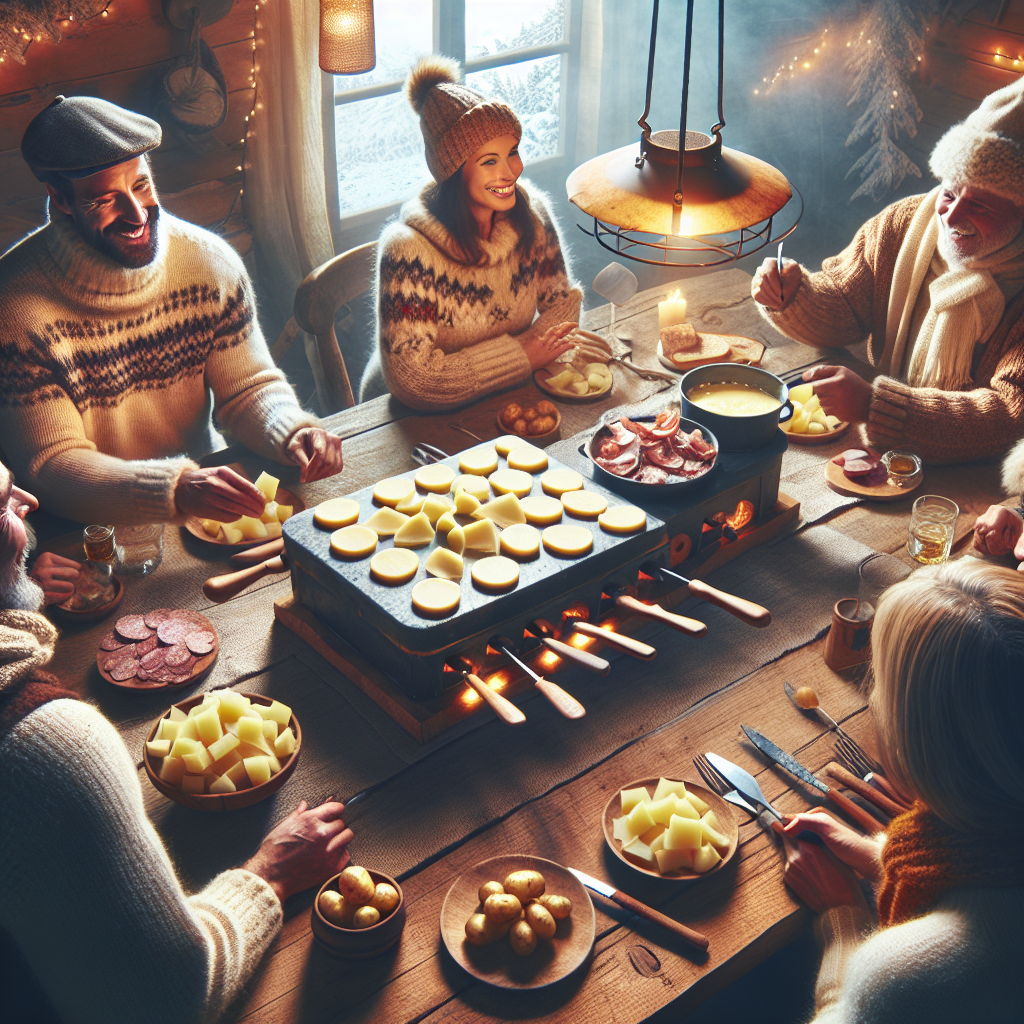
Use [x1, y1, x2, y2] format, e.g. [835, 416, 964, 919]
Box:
[752, 77, 1024, 464]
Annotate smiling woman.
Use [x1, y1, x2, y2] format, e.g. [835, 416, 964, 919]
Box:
[359, 56, 582, 410]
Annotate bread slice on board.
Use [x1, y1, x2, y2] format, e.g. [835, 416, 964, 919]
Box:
[669, 334, 732, 369]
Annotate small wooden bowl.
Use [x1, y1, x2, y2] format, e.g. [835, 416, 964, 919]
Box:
[142, 691, 301, 811]
[602, 778, 738, 882]
[494, 407, 561, 447]
[52, 574, 124, 623]
[312, 870, 406, 959]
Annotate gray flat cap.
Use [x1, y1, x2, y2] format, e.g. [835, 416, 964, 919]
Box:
[22, 95, 162, 180]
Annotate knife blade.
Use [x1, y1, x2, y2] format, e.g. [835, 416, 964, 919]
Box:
[705, 752, 782, 820]
[741, 725, 885, 834]
[567, 868, 709, 951]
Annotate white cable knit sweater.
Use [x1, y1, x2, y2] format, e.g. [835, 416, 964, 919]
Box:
[0, 697, 282, 1024]
[0, 211, 316, 525]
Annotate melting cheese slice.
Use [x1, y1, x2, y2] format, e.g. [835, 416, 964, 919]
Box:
[450, 475, 491, 502]
[394, 511, 435, 548]
[471, 555, 520, 592]
[458, 446, 500, 476]
[411, 577, 460, 617]
[330, 525, 378, 560]
[494, 434, 530, 457]
[499, 523, 541, 560]
[561, 490, 608, 519]
[414, 463, 456, 494]
[363, 506, 409, 537]
[369, 547, 420, 585]
[373, 477, 415, 508]
[462, 518, 500, 554]
[506, 444, 548, 473]
[424, 547, 464, 581]
[598, 505, 647, 535]
[435, 511, 457, 534]
[542, 523, 593, 558]
[447, 525, 465, 554]
[422, 494, 455, 525]
[540, 468, 584, 497]
[313, 497, 359, 530]
[520, 495, 563, 526]
[488, 468, 533, 498]
[394, 491, 426, 516]
[472, 492, 526, 529]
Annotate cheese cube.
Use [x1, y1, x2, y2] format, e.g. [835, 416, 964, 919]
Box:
[691, 844, 723, 874]
[447, 525, 465, 554]
[169, 706, 187, 722]
[244, 755, 272, 786]
[263, 520, 283, 539]
[276, 503, 293, 523]
[157, 718, 182, 743]
[640, 824, 666, 845]
[210, 749, 243, 776]
[472, 492, 527, 529]
[182, 746, 213, 774]
[225, 759, 249, 786]
[422, 494, 455, 525]
[394, 511, 435, 548]
[146, 739, 171, 758]
[195, 706, 223, 746]
[207, 732, 240, 763]
[260, 501, 278, 524]
[622, 837, 656, 869]
[255, 700, 292, 729]
[665, 814, 703, 851]
[268, 755, 282, 774]
[220, 524, 244, 544]
[620, 786, 651, 815]
[453, 490, 482, 515]
[216, 690, 250, 723]
[177, 716, 199, 741]
[652, 778, 688, 802]
[273, 727, 296, 757]
[261, 719, 277, 743]
[646, 796, 678, 825]
[159, 756, 186, 784]
[655, 848, 693, 874]
[424, 547, 464, 582]
[236, 717, 267, 746]
[672, 794, 700, 821]
[181, 774, 207, 794]
[462, 518, 500, 554]
[701, 810, 722, 833]
[435, 511, 457, 534]
[625, 801, 655, 839]
[237, 516, 268, 540]
[684, 791, 710, 816]
[649, 831, 667, 854]
[395, 491, 425, 516]
[201, 519, 221, 537]
[237, 737, 273, 758]
[700, 816, 730, 851]
[254, 471, 280, 503]
[611, 816, 631, 844]
[169, 736, 201, 759]
[209, 772, 237, 794]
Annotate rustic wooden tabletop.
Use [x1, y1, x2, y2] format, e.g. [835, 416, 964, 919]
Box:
[35, 270, 1009, 1024]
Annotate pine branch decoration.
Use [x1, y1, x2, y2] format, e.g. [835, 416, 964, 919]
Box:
[0, 1, 110, 65]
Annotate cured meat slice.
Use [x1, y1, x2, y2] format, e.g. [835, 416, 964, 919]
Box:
[842, 459, 876, 478]
[143, 608, 175, 628]
[833, 449, 870, 467]
[163, 643, 192, 668]
[115, 615, 153, 641]
[646, 442, 686, 470]
[99, 632, 125, 651]
[107, 657, 139, 681]
[136, 636, 159, 656]
[139, 647, 167, 670]
[157, 618, 194, 645]
[185, 631, 216, 656]
[636, 464, 669, 484]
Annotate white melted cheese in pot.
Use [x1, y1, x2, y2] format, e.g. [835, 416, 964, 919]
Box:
[686, 382, 781, 417]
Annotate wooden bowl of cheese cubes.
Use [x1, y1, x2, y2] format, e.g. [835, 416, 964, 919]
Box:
[603, 776, 738, 881]
[143, 690, 301, 811]
[186, 469, 304, 547]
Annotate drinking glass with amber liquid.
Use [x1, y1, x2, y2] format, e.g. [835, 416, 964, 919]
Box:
[908, 496, 958, 565]
[83, 525, 115, 563]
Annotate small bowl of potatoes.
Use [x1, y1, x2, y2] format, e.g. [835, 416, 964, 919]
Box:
[496, 400, 561, 444]
[312, 865, 406, 959]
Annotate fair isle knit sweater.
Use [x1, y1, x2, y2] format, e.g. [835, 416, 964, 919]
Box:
[361, 179, 583, 409]
[0, 211, 316, 524]
[759, 195, 1024, 464]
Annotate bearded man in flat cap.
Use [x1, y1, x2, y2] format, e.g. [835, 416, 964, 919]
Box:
[753, 78, 1024, 465]
[0, 96, 342, 525]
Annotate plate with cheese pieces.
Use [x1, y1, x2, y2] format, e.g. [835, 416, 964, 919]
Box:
[185, 468, 303, 547]
[534, 329, 614, 402]
[780, 382, 850, 444]
[657, 328, 765, 373]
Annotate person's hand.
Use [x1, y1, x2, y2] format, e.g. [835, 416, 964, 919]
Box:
[521, 321, 578, 371]
[751, 257, 802, 310]
[174, 466, 266, 522]
[783, 812, 884, 882]
[973, 504, 1024, 557]
[782, 833, 868, 913]
[28, 551, 81, 605]
[801, 365, 873, 424]
[243, 799, 353, 904]
[286, 427, 343, 483]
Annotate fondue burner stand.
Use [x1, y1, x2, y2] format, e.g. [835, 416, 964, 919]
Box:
[275, 432, 797, 742]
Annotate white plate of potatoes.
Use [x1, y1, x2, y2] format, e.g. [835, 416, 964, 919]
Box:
[440, 854, 595, 989]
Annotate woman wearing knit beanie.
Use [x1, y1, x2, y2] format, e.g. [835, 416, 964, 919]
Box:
[780, 560, 1024, 1022]
[360, 57, 582, 409]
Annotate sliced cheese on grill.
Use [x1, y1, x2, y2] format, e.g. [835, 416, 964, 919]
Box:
[411, 578, 461, 617]
[364, 506, 409, 537]
[458, 446, 500, 476]
[394, 491, 426, 516]
[598, 505, 647, 535]
[507, 444, 548, 473]
[499, 523, 541, 560]
[453, 490, 482, 515]
[471, 555, 520, 592]
[462, 518, 500, 554]
[313, 497, 360, 530]
[394, 511, 435, 548]
[369, 547, 420, 585]
[472, 492, 526, 528]
[424, 547, 464, 581]
[373, 477, 415, 508]
[414, 463, 456, 494]
[435, 511, 457, 534]
[448, 525, 465, 554]
[489, 468, 533, 498]
[520, 494, 563, 526]
[330, 525, 378, 560]
[494, 433, 530, 457]
[542, 523, 593, 558]
[450, 475, 491, 502]
[561, 490, 608, 519]
[422, 493, 455, 525]
[540, 468, 584, 497]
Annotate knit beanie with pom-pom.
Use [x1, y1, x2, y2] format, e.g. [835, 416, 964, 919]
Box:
[930, 76, 1024, 204]
[405, 56, 521, 182]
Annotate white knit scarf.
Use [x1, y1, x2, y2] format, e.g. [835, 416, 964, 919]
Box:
[880, 186, 1024, 390]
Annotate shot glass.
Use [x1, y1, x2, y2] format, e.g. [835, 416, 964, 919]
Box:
[907, 495, 958, 565]
[114, 524, 165, 575]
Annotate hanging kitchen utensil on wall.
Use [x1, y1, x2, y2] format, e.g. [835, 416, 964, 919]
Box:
[161, 0, 232, 135]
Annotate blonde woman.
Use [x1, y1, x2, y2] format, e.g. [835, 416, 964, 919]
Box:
[782, 560, 1023, 1023]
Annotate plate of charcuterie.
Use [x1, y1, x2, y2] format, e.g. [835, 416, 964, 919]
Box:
[824, 448, 923, 502]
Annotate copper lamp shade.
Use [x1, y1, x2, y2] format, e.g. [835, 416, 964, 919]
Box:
[319, 0, 376, 75]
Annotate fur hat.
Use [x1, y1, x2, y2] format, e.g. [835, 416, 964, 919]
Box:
[406, 56, 521, 182]
[1002, 437, 1024, 498]
[930, 77, 1024, 204]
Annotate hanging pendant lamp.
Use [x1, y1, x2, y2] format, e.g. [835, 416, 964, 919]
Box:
[567, 0, 801, 267]
[319, 0, 376, 75]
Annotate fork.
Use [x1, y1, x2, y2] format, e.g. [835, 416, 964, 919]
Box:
[693, 754, 782, 830]
[607, 353, 680, 384]
[410, 443, 449, 466]
[834, 734, 911, 813]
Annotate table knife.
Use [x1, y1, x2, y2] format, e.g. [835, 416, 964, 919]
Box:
[741, 726, 884, 834]
[567, 868, 709, 951]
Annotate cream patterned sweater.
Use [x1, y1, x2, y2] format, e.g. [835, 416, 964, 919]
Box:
[361, 179, 582, 409]
[0, 211, 316, 524]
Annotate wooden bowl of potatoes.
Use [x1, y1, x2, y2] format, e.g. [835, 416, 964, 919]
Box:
[312, 866, 406, 959]
[495, 400, 561, 445]
[143, 690, 301, 811]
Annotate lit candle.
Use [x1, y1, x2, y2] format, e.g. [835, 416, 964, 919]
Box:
[658, 289, 688, 330]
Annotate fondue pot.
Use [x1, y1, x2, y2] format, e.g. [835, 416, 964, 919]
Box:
[679, 364, 792, 451]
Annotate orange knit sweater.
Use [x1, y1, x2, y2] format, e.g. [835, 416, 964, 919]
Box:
[761, 195, 1024, 464]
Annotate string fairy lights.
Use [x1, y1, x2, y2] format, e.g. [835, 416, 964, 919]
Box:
[0, 1, 113, 71]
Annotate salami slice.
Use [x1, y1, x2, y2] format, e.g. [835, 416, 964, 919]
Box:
[157, 618, 194, 645]
[136, 636, 159, 656]
[151, 665, 189, 684]
[136, 667, 152, 682]
[144, 608, 175, 629]
[164, 643, 192, 668]
[107, 656, 139, 681]
[139, 647, 167, 670]
[185, 631, 216, 656]
[99, 631, 125, 651]
[101, 644, 136, 669]
[115, 615, 154, 642]
[843, 458, 876, 478]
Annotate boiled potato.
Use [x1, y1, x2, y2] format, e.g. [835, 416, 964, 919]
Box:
[478, 880, 504, 904]
[370, 882, 401, 917]
[503, 870, 545, 902]
[319, 890, 355, 928]
[483, 893, 522, 924]
[465, 912, 508, 946]
[352, 906, 381, 929]
[338, 865, 376, 907]
[524, 902, 556, 939]
[538, 893, 572, 920]
[254, 471, 279, 503]
[509, 918, 538, 957]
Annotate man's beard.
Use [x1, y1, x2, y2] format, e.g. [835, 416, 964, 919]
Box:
[0, 550, 45, 613]
[76, 203, 161, 269]
[937, 214, 1023, 269]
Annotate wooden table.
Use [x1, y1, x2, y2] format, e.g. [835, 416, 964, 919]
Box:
[34, 270, 1008, 1024]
